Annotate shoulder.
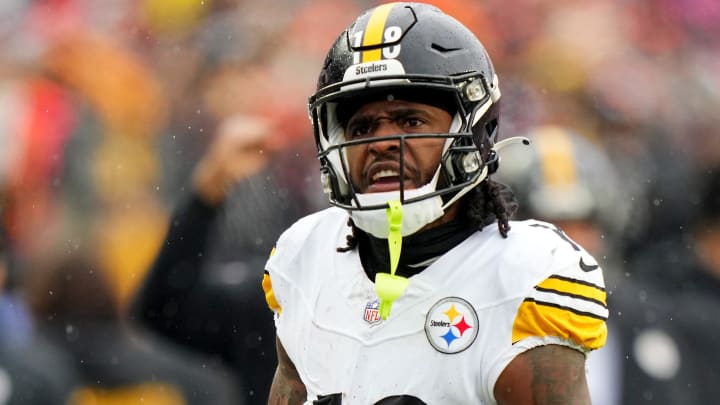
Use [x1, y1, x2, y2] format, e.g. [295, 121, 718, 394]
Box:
[265, 207, 349, 278]
[488, 219, 584, 283]
[503, 219, 600, 273]
[505, 219, 574, 251]
[262, 207, 352, 333]
[438, 219, 603, 311]
[273, 208, 348, 253]
[507, 219, 608, 352]
[283, 206, 347, 233]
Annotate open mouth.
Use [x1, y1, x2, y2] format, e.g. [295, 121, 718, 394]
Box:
[372, 169, 401, 183]
[371, 169, 401, 191]
[366, 166, 413, 193]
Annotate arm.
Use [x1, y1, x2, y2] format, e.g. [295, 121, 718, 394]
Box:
[494, 344, 590, 405]
[130, 193, 219, 335]
[269, 338, 307, 405]
[131, 114, 272, 344]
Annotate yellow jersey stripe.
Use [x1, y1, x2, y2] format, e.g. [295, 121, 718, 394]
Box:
[512, 299, 607, 350]
[362, 3, 396, 62]
[262, 272, 282, 314]
[536, 275, 607, 307]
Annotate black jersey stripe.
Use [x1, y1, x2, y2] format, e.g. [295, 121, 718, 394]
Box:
[547, 274, 605, 292]
[534, 286, 608, 309]
[523, 297, 608, 321]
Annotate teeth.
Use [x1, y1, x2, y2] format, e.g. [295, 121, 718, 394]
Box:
[372, 170, 399, 182]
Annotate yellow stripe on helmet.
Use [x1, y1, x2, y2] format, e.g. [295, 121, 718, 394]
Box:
[362, 3, 397, 62]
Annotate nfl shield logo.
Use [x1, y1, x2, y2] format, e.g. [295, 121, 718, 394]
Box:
[363, 299, 382, 325]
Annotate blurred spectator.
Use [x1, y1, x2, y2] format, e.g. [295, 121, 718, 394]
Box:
[1, 200, 81, 405]
[0, 0, 717, 402]
[495, 126, 631, 274]
[494, 125, 629, 404]
[609, 165, 720, 404]
[130, 3, 329, 402]
[0, 335, 80, 405]
[132, 115, 317, 405]
[496, 127, 720, 404]
[0, 208, 32, 350]
[24, 243, 243, 405]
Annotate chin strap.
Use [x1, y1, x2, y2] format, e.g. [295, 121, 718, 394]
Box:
[375, 200, 409, 320]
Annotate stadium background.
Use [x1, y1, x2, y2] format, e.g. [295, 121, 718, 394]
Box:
[0, 0, 718, 404]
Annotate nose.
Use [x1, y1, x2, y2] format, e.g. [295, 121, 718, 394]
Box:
[367, 119, 401, 154]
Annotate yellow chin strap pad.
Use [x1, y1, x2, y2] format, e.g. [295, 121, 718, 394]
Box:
[375, 200, 409, 320]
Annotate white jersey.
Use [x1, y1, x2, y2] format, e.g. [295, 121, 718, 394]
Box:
[263, 207, 607, 404]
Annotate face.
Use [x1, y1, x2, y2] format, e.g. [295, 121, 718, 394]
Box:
[344, 99, 452, 194]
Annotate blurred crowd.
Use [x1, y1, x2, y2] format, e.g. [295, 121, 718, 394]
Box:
[0, 0, 718, 404]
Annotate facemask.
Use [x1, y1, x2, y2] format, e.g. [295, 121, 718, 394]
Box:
[350, 170, 444, 238]
[347, 135, 530, 239]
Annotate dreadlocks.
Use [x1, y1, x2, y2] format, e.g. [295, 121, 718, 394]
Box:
[463, 179, 518, 238]
[337, 218, 360, 253]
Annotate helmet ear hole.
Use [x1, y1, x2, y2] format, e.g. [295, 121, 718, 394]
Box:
[445, 145, 481, 184]
[461, 152, 482, 174]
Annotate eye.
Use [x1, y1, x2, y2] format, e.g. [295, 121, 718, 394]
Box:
[347, 122, 372, 138]
[406, 118, 423, 127]
[403, 116, 426, 130]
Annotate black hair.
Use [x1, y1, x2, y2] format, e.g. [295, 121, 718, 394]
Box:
[463, 179, 517, 237]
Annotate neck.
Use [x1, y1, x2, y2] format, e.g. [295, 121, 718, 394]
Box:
[357, 218, 476, 280]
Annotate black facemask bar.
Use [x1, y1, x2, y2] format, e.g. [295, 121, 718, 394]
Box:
[318, 131, 497, 211]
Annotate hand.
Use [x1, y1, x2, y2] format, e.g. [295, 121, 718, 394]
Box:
[192, 115, 272, 205]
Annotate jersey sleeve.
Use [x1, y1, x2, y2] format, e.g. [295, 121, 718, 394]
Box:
[511, 238, 608, 352]
[262, 269, 282, 315]
[262, 241, 296, 318]
[261, 212, 324, 324]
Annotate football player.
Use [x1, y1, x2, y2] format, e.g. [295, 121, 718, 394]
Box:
[262, 3, 607, 404]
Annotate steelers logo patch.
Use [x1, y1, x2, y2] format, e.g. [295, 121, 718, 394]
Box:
[425, 297, 478, 354]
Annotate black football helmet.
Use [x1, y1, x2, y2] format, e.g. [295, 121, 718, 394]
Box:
[309, 2, 503, 211]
